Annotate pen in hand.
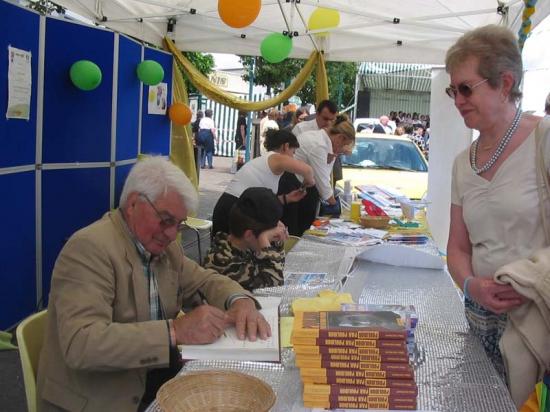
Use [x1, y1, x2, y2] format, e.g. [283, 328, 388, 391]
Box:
[198, 291, 227, 338]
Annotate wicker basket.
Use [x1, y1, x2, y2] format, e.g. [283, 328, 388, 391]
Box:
[156, 370, 276, 412]
[360, 215, 391, 229]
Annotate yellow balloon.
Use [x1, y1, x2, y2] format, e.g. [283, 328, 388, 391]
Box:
[308, 7, 340, 35]
[148, 89, 155, 102]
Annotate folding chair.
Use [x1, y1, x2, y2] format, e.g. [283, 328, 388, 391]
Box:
[182, 217, 213, 264]
[16, 310, 48, 412]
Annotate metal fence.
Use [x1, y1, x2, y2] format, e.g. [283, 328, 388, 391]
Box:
[196, 93, 282, 157]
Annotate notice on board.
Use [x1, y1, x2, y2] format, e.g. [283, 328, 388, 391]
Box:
[7, 46, 32, 120]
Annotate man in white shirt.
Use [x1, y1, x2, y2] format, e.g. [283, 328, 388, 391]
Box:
[292, 100, 337, 137]
[259, 109, 275, 140]
[290, 99, 342, 188]
[260, 110, 279, 155]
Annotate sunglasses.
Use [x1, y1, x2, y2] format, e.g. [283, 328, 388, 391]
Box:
[445, 78, 488, 99]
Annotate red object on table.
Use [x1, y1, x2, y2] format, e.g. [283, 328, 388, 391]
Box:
[362, 199, 388, 217]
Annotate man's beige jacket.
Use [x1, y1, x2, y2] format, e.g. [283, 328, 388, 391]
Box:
[37, 210, 251, 412]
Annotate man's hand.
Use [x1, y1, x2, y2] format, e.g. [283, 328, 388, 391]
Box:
[173, 305, 226, 344]
[468, 277, 526, 314]
[225, 298, 271, 341]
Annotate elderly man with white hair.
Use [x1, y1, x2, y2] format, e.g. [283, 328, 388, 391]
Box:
[372, 115, 393, 134]
[37, 156, 269, 412]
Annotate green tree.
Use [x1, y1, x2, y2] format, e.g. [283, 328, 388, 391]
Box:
[180, 52, 215, 95]
[239, 55, 358, 110]
[25, 0, 64, 15]
[240, 56, 303, 95]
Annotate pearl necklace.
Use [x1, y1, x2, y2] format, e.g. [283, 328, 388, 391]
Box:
[470, 108, 522, 175]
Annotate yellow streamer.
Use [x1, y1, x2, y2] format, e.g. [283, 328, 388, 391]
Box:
[170, 60, 199, 189]
[164, 37, 327, 112]
[315, 51, 329, 105]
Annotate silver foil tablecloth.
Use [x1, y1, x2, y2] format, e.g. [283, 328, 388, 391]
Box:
[254, 238, 356, 316]
[343, 260, 516, 412]
[148, 238, 516, 412]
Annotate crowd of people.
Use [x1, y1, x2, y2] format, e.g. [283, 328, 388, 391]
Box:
[358, 113, 430, 159]
[35, 23, 550, 412]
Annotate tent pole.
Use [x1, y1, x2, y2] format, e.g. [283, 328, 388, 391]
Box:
[352, 71, 360, 121]
[245, 57, 256, 162]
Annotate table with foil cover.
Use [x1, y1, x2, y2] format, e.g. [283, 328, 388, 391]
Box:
[148, 238, 516, 412]
[342, 259, 516, 412]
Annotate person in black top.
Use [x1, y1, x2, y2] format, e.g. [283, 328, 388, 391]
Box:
[191, 110, 203, 173]
[192, 110, 203, 142]
[235, 111, 247, 149]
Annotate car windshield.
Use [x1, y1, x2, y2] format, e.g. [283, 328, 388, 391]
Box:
[356, 123, 375, 132]
[342, 138, 428, 172]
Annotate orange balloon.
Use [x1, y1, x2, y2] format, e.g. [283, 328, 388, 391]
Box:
[218, 0, 261, 28]
[168, 103, 192, 125]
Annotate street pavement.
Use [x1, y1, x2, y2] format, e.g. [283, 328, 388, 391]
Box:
[195, 155, 233, 220]
[180, 156, 233, 263]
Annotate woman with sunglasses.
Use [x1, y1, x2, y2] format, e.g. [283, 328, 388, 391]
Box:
[446, 25, 550, 390]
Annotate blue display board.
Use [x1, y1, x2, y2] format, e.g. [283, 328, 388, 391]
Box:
[41, 168, 110, 301]
[0, 1, 176, 327]
[0, 2, 39, 168]
[42, 19, 114, 164]
[140, 47, 172, 156]
[114, 163, 134, 207]
[0, 172, 36, 329]
[116, 36, 141, 161]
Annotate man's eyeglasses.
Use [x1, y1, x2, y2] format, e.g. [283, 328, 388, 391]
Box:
[140, 194, 181, 229]
[445, 78, 488, 99]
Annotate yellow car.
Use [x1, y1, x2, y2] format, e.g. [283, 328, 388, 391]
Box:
[337, 132, 428, 200]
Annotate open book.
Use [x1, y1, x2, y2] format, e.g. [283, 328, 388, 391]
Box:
[180, 296, 281, 362]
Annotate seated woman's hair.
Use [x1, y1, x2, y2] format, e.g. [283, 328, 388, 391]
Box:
[445, 24, 522, 102]
[229, 187, 283, 237]
[264, 129, 299, 151]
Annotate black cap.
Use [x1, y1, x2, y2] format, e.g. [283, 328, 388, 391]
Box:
[237, 187, 282, 228]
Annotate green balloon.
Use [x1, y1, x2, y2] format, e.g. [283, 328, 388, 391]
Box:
[260, 33, 293, 63]
[69, 60, 102, 91]
[136, 60, 164, 85]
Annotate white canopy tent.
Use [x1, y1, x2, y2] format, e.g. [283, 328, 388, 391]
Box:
[52, 0, 550, 251]
[54, 0, 549, 64]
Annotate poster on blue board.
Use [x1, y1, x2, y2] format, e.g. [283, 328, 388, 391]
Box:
[7, 46, 32, 120]
[147, 83, 167, 114]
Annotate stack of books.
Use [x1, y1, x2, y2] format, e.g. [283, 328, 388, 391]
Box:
[341, 303, 418, 353]
[292, 311, 417, 410]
